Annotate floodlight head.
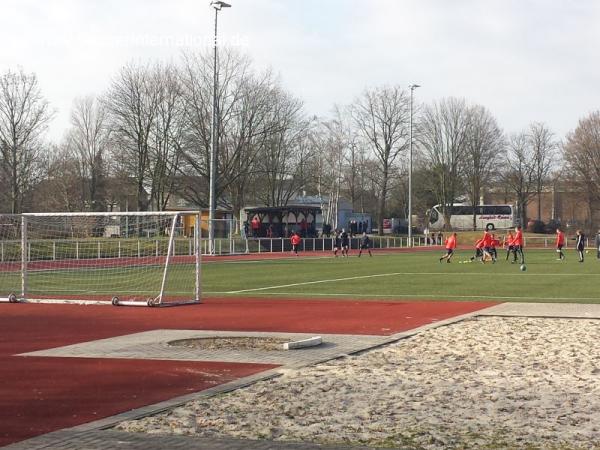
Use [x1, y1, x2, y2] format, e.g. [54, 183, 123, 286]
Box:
[211, 0, 231, 10]
[409, 84, 421, 90]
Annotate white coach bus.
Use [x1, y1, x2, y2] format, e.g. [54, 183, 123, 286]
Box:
[426, 204, 515, 231]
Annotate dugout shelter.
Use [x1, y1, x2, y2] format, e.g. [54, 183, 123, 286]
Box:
[243, 205, 321, 238]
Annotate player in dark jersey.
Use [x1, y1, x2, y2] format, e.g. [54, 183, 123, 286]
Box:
[576, 229, 585, 262]
[358, 232, 372, 257]
[332, 229, 341, 257]
[340, 229, 350, 257]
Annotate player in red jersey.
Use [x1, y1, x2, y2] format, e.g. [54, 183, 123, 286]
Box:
[555, 228, 565, 260]
[481, 229, 495, 263]
[439, 232, 457, 263]
[512, 226, 525, 264]
[290, 232, 301, 256]
[490, 234, 500, 261]
[470, 238, 485, 262]
[504, 230, 515, 261]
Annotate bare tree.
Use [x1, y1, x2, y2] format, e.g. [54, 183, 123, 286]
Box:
[0, 69, 53, 213]
[254, 92, 307, 206]
[310, 110, 351, 229]
[34, 143, 84, 212]
[502, 132, 537, 226]
[351, 86, 410, 234]
[179, 49, 252, 209]
[148, 65, 186, 211]
[528, 122, 558, 220]
[464, 105, 505, 229]
[220, 71, 292, 221]
[418, 98, 471, 229]
[67, 96, 110, 211]
[104, 63, 161, 211]
[564, 111, 600, 228]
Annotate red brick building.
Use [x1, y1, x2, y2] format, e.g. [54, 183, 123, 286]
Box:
[487, 183, 598, 231]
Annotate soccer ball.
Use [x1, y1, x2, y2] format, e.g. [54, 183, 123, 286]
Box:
[520, 264, 527, 272]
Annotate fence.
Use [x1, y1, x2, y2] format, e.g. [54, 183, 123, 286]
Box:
[0, 235, 434, 262]
[1, 234, 589, 263]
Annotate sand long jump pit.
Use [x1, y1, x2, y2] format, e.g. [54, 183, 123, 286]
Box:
[117, 316, 600, 449]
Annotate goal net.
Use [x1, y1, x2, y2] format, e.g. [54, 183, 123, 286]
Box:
[0, 212, 201, 307]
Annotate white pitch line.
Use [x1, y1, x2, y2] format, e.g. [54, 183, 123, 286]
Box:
[224, 271, 600, 294]
[225, 272, 409, 294]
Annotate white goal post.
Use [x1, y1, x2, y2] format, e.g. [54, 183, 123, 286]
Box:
[0, 212, 202, 307]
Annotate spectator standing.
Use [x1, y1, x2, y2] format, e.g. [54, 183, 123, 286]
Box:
[300, 219, 308, 237]
[251, 216, 260, 238]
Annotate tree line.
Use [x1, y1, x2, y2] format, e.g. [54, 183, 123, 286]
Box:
[0, 50, 596, 232]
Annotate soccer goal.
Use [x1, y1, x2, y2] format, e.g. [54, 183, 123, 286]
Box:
[0, 212, 201, 307]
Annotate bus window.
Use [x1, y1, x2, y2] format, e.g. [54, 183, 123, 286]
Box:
[429, 209, 439, 224]
[482, 205, 512, 215]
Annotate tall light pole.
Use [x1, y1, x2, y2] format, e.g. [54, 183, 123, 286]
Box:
[208, 0, 231, 254]
[408, 84, 420, 247]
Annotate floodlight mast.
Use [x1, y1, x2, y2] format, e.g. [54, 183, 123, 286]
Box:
[408, 84, 420, 247]
[208, 0, 231, 254]
[211, 0, 231, 9]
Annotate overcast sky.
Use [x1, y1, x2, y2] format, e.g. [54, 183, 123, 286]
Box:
[2, 0, 600, 142]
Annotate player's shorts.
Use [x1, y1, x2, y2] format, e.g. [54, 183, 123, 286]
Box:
[446, 248, 454, 255]
[557, 244, 564, 250]
[475, 248, 483, 257]
[484, 246, 492, 253]
[341, 241, 349, 248]
[292, 244, 299, 252]
[360, 244, 370, 250]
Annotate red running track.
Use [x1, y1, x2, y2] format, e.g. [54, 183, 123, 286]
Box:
[0, 298, 495, 446]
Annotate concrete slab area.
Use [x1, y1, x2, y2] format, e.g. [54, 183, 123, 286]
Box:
[478, 302, 600, 318]
[20, 330, 389, 369]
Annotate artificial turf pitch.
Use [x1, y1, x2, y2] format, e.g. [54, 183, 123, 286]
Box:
[203, 249, 600, 303]
[3, 248, 600, 303]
